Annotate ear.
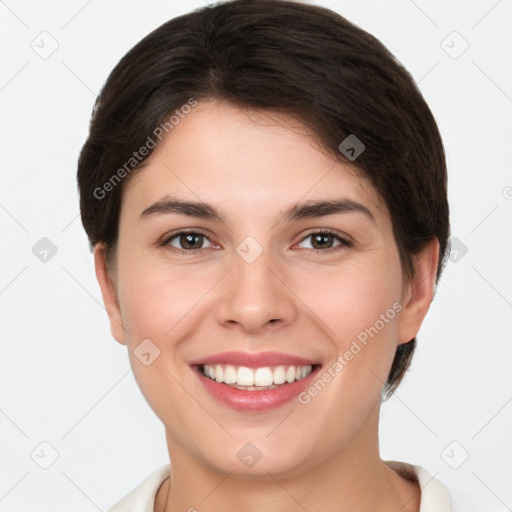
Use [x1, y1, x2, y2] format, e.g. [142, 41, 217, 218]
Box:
[94, 243, 127, 345]
[397, 238, 440, 345]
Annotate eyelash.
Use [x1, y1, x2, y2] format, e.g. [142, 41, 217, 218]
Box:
[295, 229, 353, 253]
[160, 228, 353, 255]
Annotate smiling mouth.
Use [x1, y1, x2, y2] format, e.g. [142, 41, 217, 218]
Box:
[198, 363, 318, 391]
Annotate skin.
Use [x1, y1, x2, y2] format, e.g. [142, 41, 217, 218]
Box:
[95, 100, 439, 512]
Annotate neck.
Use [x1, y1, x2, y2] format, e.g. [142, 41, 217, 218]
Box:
[159, 405, 420, 512]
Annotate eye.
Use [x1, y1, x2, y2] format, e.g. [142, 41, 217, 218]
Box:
[296, 230, 352, 252]
[163, 231, 217, 252]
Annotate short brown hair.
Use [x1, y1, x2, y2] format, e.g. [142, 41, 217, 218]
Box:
[77, 0, 450, 397]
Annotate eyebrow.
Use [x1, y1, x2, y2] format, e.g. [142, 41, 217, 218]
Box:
[140, 196, 376, 225]
[282, 198, 376, 225]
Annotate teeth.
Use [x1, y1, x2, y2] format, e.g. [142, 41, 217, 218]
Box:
[273, 366, 286, 385]
[237, 366, 254, 386]
[201, 364, 313, 388]
[215, 365, 224, 382]
[224, 365, 237, 384]
[255, 367, 273, 386]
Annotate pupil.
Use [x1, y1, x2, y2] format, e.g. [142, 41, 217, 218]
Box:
[181, 233, 202, 249]
[312, 234, 332, 249]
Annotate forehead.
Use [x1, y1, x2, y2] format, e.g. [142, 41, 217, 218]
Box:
[122, 100, 387, 221]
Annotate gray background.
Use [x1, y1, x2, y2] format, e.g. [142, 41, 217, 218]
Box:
[1, 0, 511, 510]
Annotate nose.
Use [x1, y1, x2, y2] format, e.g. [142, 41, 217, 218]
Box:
[214, 247, 298, 335]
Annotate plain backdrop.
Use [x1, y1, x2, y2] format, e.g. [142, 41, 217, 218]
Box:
[0, 0, 511, 510]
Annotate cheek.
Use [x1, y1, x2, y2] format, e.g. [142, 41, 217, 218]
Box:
[115, 257, 219, 409]
[295, 253, 404, 406]
[115, 259, 207, 421]
[292, 260, 403, 434]
[117, 256, 215, 341]
[298, 255, 403, 346]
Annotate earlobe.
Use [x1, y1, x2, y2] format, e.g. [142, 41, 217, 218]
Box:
[93, 243, 127, 345]
[397, 238, 440, 345]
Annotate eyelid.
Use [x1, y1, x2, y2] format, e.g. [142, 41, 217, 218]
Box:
[294, 228, 353, 247]
[160, 228, 219, 250]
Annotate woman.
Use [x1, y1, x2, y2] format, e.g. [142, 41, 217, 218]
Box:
[77, 0, 451, 509]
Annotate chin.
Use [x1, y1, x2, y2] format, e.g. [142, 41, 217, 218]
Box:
[197, 436, 317, 479]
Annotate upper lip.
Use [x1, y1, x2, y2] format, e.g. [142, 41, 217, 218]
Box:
[189, 351, 320, 368]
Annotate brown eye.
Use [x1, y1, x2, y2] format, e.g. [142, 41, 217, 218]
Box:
[164, 232, 215, 251]
[311, 233, 335, 249]
[181, 233, 203, 249]
[297, 231, 351, 251]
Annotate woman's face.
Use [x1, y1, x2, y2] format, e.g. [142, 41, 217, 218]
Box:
[96, 100, 436, 477]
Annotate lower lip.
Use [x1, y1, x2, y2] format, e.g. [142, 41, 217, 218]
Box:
[193, 365, 321, 412]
